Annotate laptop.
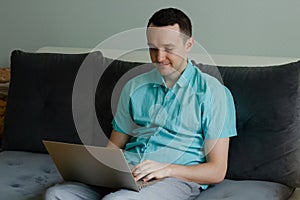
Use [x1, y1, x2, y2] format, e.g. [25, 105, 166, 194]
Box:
[43, 140, 157, 191]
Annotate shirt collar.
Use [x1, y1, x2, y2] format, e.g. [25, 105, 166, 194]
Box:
[176, 59, 194, 88]
[151, 69, 165, 87]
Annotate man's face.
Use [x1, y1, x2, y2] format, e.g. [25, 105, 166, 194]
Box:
[146, 23, 193, 78]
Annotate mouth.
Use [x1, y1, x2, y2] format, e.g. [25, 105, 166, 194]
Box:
[156, 62, 171, 68]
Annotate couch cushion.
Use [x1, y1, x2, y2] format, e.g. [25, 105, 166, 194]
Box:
[215, 61, 300, 188]
[0, 151, 293, 200]
[198, 179, 294, 200]
[3, 50, 103, 152]
[0, 151, 62, 200]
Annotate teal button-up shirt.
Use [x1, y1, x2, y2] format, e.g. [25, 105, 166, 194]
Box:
[112, 59, 237, 169]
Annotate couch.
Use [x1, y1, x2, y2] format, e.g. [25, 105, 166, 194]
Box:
[0, 49, 299, 200]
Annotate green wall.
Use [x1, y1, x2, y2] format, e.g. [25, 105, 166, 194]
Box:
[0, 0, 299, 66]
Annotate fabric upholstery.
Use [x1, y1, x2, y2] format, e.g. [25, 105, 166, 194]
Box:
[198, 179, 294, 200]
[216, 62, 300, 188]
[0, 151, 62, 200]
[95, 58, 151, 137]
[3, 50, 103, 152]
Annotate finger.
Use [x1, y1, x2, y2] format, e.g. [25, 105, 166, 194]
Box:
[132, 160, 153, 174]
[143, 173, 155, 182]
[133, 165, 156, 181]
[134, 172, 148, 181]
[132, 160, 152, 170]
[134, 167, 155, 181]
[133, 167, 153, 180]
[133, 165, 156, 178]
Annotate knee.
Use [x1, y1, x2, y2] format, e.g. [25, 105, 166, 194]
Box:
[44, 182, 102, 200]
[102, 194, 120, 200]
[102, 196, 123, 200]
[102, 190, 138, 200]
[45, 185, 62, 200]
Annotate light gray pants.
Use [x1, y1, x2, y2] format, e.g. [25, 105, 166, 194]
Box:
[45, 178, 201, 200]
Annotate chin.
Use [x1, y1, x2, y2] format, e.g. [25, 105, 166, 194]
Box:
[158, 69, 175, 77]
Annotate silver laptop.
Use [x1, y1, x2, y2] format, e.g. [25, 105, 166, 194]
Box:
[43, 140, 156, 191]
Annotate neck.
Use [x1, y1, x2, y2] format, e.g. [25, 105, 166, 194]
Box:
[164, 78, 176, 88]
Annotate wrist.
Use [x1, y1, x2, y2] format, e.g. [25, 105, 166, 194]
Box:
[167, 164, 176, 177]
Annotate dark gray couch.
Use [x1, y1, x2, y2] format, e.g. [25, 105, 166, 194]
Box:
[0, 50, 300, 200]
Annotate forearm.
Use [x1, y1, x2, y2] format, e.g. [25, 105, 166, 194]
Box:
[168, 162, 227, 184]
[132, 138, 230, 183]
[106, 130, 130, 149]
[106, 141, 120, 149]
[168, 139, 229, 184]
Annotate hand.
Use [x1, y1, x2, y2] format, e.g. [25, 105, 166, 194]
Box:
[131, 160, 171, 182]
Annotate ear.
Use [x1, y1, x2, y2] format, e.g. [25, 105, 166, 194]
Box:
[185, 37, 194, 52]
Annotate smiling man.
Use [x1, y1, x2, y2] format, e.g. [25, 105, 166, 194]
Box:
[45, 7, 237, 200]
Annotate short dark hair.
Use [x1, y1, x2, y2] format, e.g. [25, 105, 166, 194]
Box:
[147, 8, 192, 37]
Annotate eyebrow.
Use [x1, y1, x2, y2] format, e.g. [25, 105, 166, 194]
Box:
[147, 43, 176, 48]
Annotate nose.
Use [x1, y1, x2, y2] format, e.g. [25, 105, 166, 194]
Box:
[156, 49, 166, 62]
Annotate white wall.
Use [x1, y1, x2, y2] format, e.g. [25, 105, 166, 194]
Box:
[0, 0, 299, 66]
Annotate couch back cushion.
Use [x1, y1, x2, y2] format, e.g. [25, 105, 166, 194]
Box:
[3, 50, 103, 152]
[215, 61, 300, 188]
[95, 59, 151, 137]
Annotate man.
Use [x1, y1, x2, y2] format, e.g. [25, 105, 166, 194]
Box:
[45, 7, 237, 200]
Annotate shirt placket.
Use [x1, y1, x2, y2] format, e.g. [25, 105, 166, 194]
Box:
[140, 87, 175, 162]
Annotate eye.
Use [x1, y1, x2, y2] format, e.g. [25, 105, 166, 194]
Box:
[149, 47, 158, 52]
[165, 48, 173, 53]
